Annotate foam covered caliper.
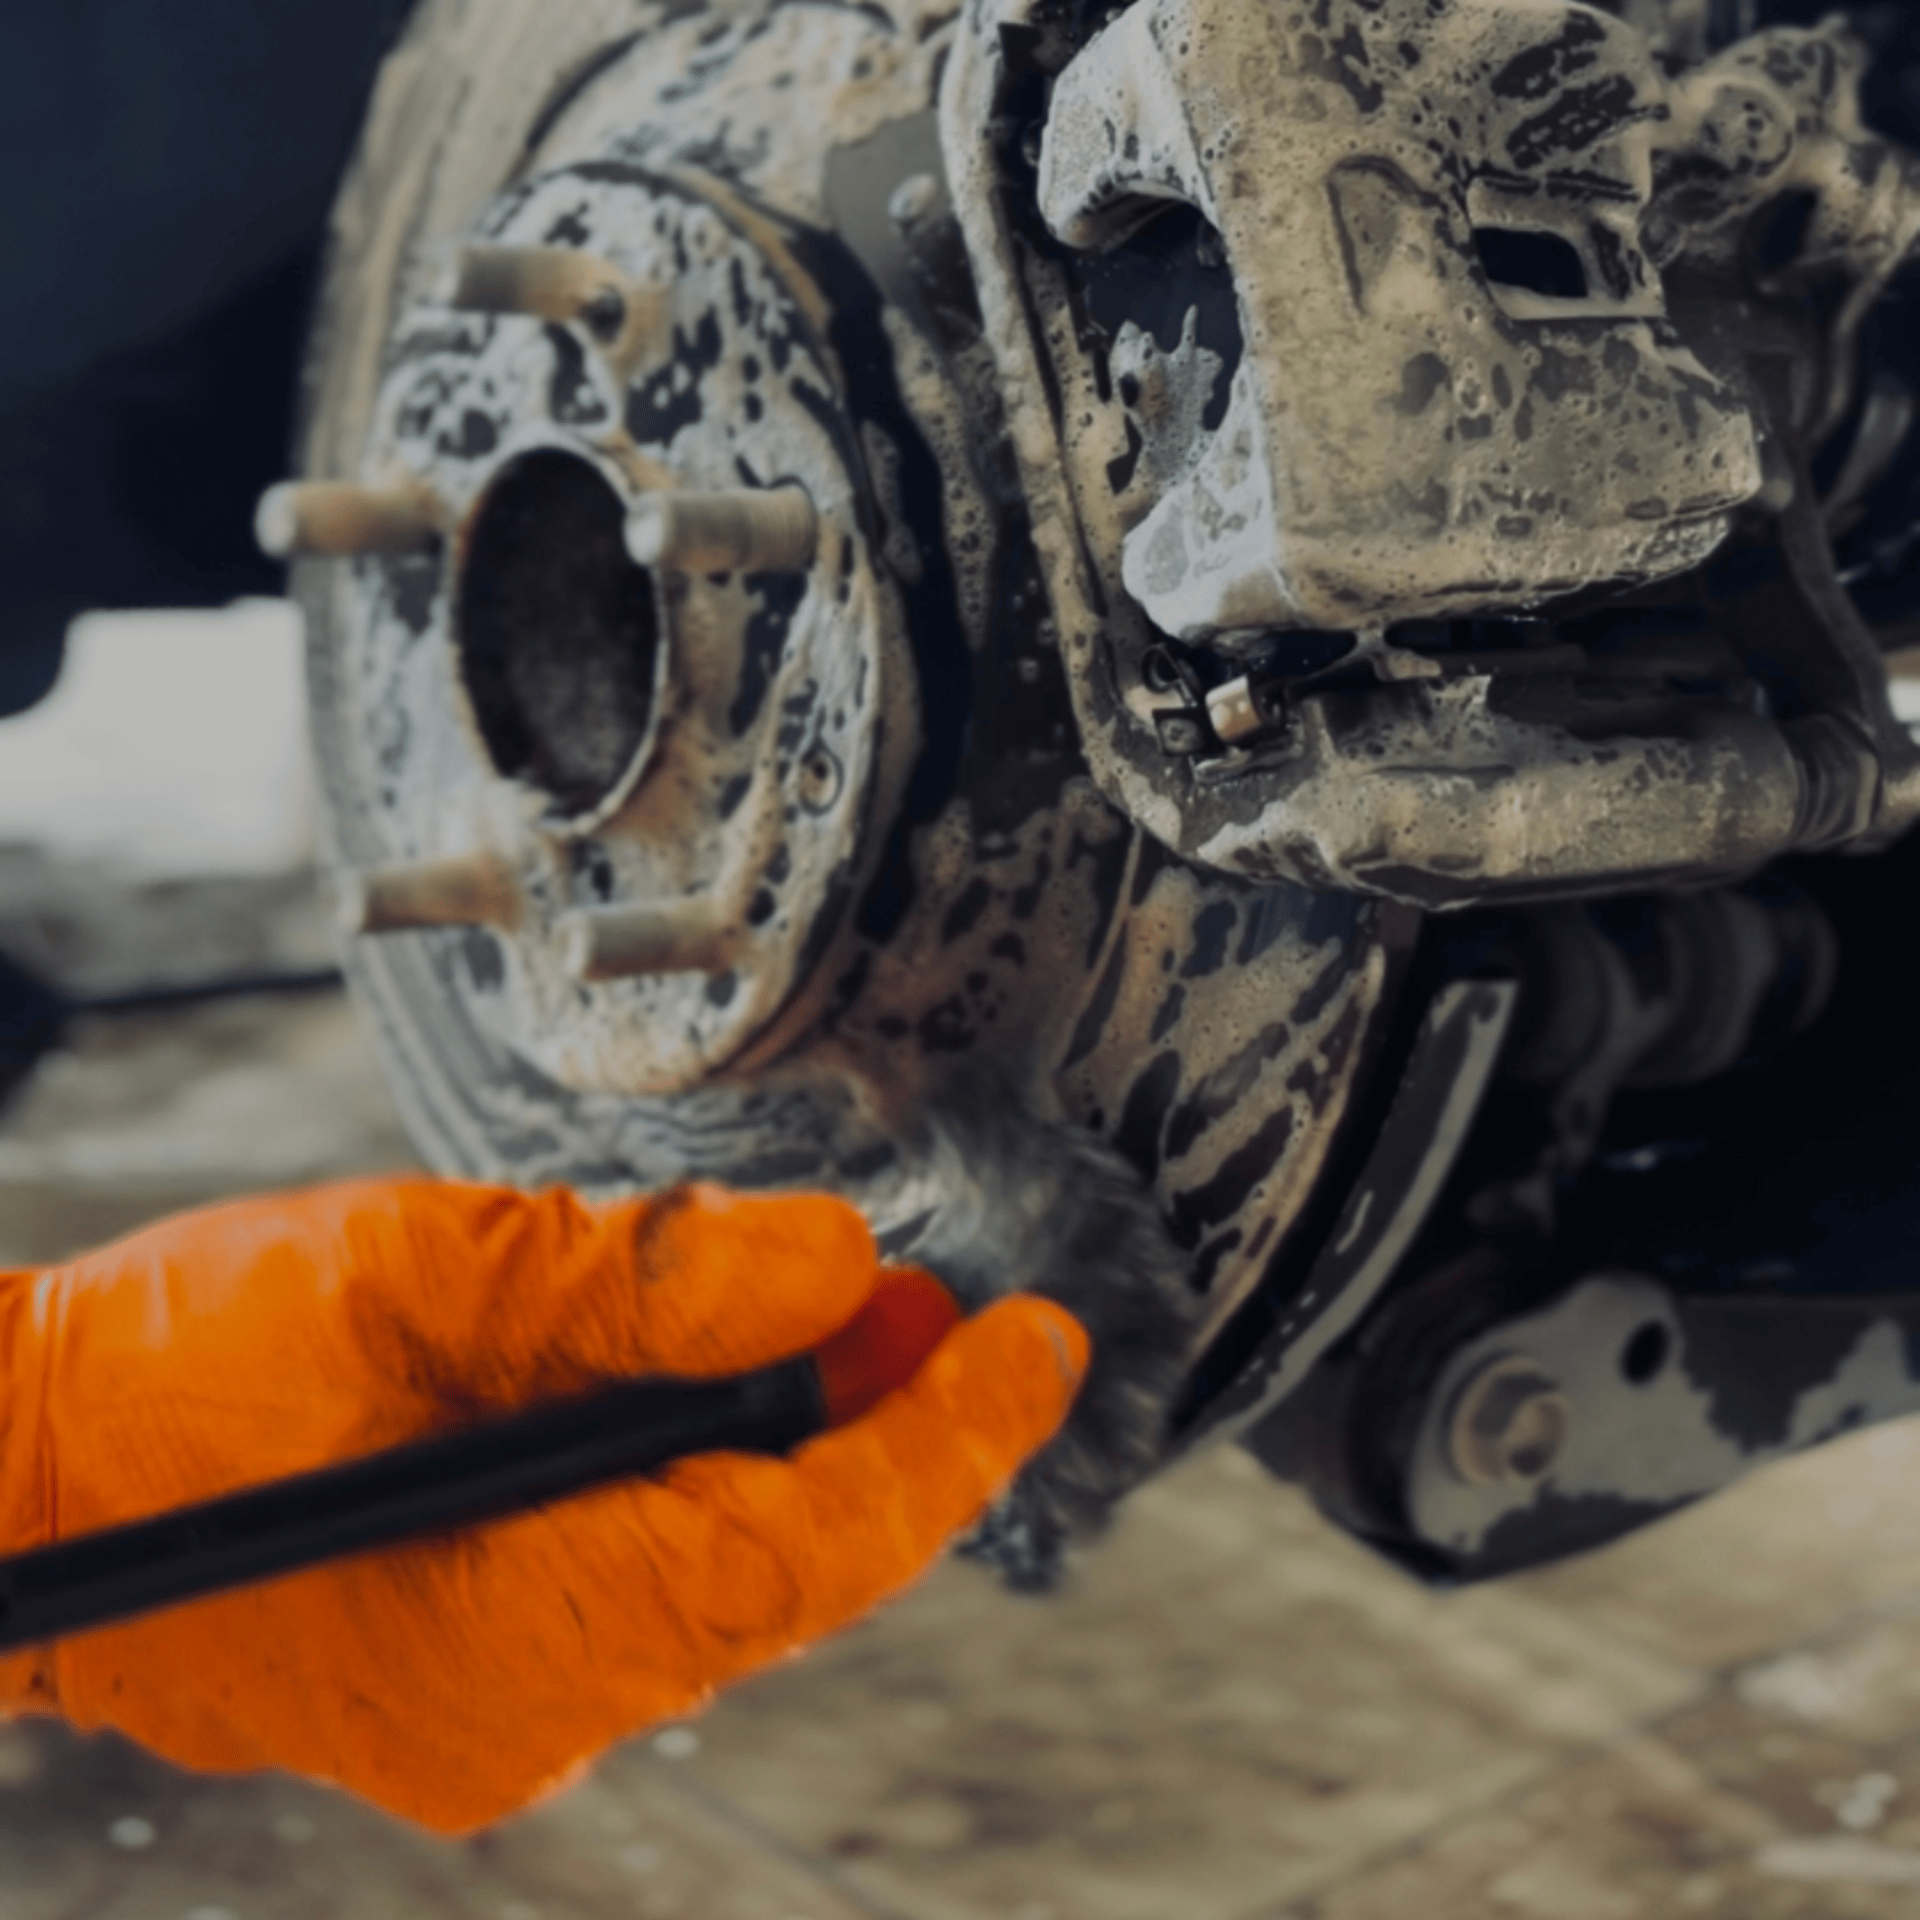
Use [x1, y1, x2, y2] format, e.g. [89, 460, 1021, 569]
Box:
[944, 0, 1920, 901]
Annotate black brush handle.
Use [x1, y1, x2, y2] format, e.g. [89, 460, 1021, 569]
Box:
[0, 1357, 825, 1652]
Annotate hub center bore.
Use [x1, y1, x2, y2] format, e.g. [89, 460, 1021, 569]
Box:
[455, 448, 662, 820]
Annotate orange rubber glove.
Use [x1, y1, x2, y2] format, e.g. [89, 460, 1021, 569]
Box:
[0, 1177, 1087, 1833]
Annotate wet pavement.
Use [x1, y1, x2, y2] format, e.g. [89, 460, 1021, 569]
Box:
[5, 871, 1920, 1918]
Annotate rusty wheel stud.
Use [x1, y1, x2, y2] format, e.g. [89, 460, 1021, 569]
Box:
[446, 243, 641, 345]
[255, 481, 442, 560]
[339, 854, 524, 936]
[559, 903, 737, 982]
[624, 486, 817, 575]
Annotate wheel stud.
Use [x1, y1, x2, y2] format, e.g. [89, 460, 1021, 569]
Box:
[559, 903, 736, 981]
[339, 854, 523, 935]
[624, 487, 817, 575]
[446, 244, 641, 344]
[255, 481, 441, 559]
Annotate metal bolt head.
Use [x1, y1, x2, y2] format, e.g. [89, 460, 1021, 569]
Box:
[1152, 709, 1212, 756]
[1445, 1353, 1571, 1490]
[887, 173, 942, 229]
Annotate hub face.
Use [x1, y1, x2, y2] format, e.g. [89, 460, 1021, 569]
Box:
[347, 165, 906, 1093]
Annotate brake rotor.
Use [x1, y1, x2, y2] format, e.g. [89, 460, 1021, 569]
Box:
[287, 0, 1425, 1468]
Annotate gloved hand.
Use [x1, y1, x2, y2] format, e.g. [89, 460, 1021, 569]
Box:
[0, 1177, 1087, 1832]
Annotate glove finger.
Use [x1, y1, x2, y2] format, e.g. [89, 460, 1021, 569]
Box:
[330, 1179, 888, 1414]
[353, 1294, 1088, 1820]
[814, 1265, 961, 1425]
[13, 1180, 891, 1558]
[634, 1295, 1090, 1684]
[615, 1182, 886, 1377]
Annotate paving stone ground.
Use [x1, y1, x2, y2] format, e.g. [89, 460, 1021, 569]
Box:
[3, 874, 1920, 1919]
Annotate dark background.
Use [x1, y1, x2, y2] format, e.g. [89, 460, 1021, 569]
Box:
[0, 1, 406, 716]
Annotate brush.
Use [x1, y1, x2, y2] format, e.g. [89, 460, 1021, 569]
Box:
[873, 1059, 1204, 1591]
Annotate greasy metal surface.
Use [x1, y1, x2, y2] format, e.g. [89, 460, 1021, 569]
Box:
[348, 161, 909, 1094]
[1462, 879, 1840, 1239]
[1188, 690, 1871, 903]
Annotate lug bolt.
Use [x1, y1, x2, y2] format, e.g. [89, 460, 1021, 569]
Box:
[624, 487, 817, 575]
[446, 243, 639, 343]
[1444, 1354, 1571, 1490]
[255, 482, 441, 560]
[339, 854, 523, 935]
[559, 902, 736, 982]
